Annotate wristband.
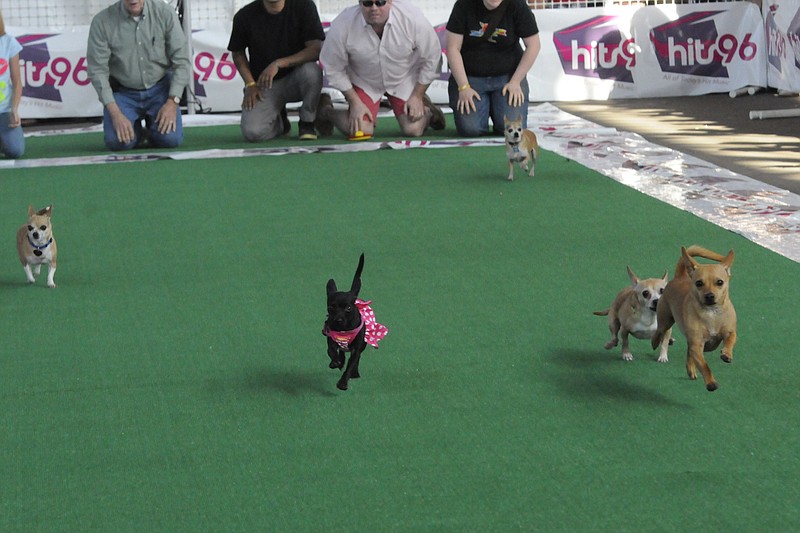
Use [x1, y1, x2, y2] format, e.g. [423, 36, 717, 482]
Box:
[458, 83, 471, 92]
[245, 81, 257, 88]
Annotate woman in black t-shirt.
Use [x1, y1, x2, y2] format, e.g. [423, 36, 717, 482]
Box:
[445, 0, 540, 136]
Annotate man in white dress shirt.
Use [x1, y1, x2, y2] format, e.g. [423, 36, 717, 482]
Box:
[317, 0, 445, 138]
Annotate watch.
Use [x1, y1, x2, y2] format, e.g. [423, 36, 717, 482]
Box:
[171, 95, 181, 105]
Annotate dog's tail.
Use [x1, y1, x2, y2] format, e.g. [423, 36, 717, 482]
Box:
[685, 245, 729, 262]
[350, 253, 365, 296]
[593, 309, 609, 316]
[675, 245, 734, 277]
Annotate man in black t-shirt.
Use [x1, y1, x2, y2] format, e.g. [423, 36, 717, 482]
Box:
[228, 0, 325, 141]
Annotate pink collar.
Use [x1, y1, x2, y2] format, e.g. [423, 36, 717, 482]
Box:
[324, 319, 364, 350]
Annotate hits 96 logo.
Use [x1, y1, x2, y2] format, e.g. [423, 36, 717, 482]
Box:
[20, 57, 90, 88]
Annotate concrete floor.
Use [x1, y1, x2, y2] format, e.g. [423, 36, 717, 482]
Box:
[555, 90, 800, 195]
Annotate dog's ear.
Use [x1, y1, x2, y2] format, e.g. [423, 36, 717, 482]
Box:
[326, 278, 337, 296]
[39, 205, 52, 217]
[721, 249, 734, 272]
[27, 205, 35, 217]
[350, 253, 365, 296]
[626, 266, 639, 286]
[661, 270, 669, 282]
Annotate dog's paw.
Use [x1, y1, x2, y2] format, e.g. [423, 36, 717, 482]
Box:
[336, 379, 349, 391]
[329, 360, 343, 370]
[706, 381, 719, 392]
[604, 339, 618, 349]
[622, 352, 633, 361]
[657, 354, 669, 363]
[720, 353, 732, 363]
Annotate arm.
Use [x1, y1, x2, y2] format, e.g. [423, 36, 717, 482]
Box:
[404, 19, 441, 120]
[86, 19, 136, 144]
[8, 54, 23, 128]
[86, 18, 116, 107]
[502, 33, 541, 106]
[258, 39, 322, 89]
[165, 9, 191, 102]
[445, 30, 479, 114]
[341, 87, 374, 135]
[232, 50, 262, 111]
[319, 19, 353, 95]
[404, 82, 431, 121]
[157, 9, 192, 134]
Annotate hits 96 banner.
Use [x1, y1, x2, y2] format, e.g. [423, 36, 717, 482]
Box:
[12, 2, 772, 118]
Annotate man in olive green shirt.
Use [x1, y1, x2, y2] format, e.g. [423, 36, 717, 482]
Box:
[87, 0, 191, 150]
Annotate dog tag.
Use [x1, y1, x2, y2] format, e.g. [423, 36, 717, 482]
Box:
[34, 250, 43, 257]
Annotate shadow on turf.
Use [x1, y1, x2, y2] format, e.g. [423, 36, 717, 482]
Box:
[245, 368, 338, 397]
[546, 349, 692, 408]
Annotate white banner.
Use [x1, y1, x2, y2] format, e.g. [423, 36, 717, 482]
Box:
[530, 2, 766, 100]
[13, 28, 104, 118]
[764, 0, 800, 91]
[11, 2, 767, 118]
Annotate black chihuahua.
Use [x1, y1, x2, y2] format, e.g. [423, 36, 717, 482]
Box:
[323, 253, 366, 390]
[322, 253, 388, 391]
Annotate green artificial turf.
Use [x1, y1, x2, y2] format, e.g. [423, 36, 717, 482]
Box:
[1, 140, 798, 531]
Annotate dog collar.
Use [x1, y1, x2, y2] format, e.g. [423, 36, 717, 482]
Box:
[324, 320, 365, 350]
[28, 236, 53, 251]
[508, 142, 521, 152]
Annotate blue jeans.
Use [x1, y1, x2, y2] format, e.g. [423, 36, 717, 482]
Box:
[104, 77, 183, 151]
[448, 74, 529, 137]
[0, 112, 25, 158]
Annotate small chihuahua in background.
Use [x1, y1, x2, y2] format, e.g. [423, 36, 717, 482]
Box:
[17, 205, 58, 288]
[504, 116, 539, 181]
[595, 267, 670, 362]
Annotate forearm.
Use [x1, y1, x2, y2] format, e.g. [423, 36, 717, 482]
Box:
[342, 87, 361, 106]
[410, 82, 430, 101]
[232, 51, 256, 85]
[12, 86, 22, 112]
[445, 32, 470, 88]
[10, 57, 23, 112]
[448, 52, 469, 88]
[274, 41, 322, 70]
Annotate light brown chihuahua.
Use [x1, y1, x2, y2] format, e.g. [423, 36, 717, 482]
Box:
[504, 116, 539, 181]
[594, 266, 670, 362]
[651, 245, 736, 391]
[16, 205, 58, 288]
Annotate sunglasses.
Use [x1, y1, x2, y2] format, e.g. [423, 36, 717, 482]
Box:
[360, 0, 387, 6]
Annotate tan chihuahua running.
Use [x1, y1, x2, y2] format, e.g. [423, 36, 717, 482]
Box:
[595, 267, 670, 362]
[504, 116, 538, 181]
[17, 205, 58, 288]
[651, 246, 736, 391]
